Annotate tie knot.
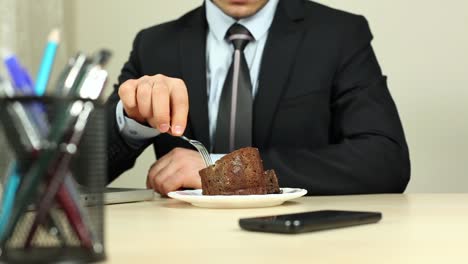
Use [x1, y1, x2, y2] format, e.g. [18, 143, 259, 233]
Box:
[226, 23, 254, 51]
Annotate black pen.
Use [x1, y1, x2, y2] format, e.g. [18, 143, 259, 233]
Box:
[0, 76, 42, 153]
[56, 53, 89, 97]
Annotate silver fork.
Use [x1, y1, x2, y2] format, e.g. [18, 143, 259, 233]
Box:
[180, 135, 213, 166]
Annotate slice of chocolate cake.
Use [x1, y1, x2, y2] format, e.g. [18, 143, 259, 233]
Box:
[264, 170, 280, 194]
[199, 147, 280, 195]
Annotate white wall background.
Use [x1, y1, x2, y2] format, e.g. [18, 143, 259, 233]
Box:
[0, 0, 68, 80]
[64, 0, 468, 193]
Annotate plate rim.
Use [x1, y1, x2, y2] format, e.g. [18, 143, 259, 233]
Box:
[167, 187, 307, 202]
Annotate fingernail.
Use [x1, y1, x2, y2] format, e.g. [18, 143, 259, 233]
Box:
[159, 124, 169, 132]
[174, 125, 184, 135]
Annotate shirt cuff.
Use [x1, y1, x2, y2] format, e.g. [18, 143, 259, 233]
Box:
[116, 100, 160, 148]
[210, 153, 225, 163]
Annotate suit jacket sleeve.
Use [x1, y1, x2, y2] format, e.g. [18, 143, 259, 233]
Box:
[106, 30, 151, 183]
[261, 17, 410, 195]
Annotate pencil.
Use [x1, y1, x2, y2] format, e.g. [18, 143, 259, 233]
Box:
[0, 164, 21, 240]
[35, 28, 60, 96]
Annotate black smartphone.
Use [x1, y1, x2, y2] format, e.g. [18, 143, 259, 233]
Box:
[239, 210, 382, 234]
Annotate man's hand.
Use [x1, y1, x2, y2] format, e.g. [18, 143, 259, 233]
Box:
[146, 148, 205, 195]
[118, 74, 189, 136]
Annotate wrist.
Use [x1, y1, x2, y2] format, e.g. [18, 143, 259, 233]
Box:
[116, 100, 160, 142]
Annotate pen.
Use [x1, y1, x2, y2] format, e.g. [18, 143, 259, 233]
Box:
[0, 78, 64, 247]
[61, 175, 103, 253]
[2, 50, 35, 95]
[2, 50, 49, 136]
[21, 67, 50, 136]
[0, 74, 14, 97]
[0, 78, 45, 245]
[0, 164, 62, 244]
[57, 53, 88, 97]
[25, 172, 94, 250]
[31, 50, 111, 249]
[77, 49, 112, 100]
[24, 101, 95, 249]
[0, 100, 42, 153]
[1, 95, 99, 246]
[0, 78, 38, 235]
[0, 97, 82, 244]
[56, 179, 93, 249]
[53, 56, 75, 96]
[0, 49, 112, 249]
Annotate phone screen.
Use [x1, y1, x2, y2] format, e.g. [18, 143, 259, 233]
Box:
[239, 210, 382, 234]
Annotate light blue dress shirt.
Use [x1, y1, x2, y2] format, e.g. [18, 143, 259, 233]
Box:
[116, 0, 279, 160]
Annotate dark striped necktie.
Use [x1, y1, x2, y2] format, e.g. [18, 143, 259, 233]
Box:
[214, 23, 254, 153]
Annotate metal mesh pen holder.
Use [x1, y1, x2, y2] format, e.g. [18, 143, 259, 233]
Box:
[0, 96, 106, 263]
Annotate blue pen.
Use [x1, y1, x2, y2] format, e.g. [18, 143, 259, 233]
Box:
[2, 50, 50, 135]
[3, 53, 33, 94]
[35, 29, 60, 96]
[22, 67, 34, 89]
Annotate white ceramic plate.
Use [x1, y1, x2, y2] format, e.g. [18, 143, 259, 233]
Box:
[167, 188, 307, 209]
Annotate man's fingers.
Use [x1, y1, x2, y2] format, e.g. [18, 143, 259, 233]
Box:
[147, 154, 170, 186]
[151, 75, 171, 133]
[118, 79, 143, 121]
[170, 79, 189, 136]
[147, 148, 204, 195]
[118, 79, 138, 108]
[136, 76, 154, 119]
[146, 161, 157, 189]
[119, 74, 189, 135]
[148, 156, 172, 182]
[146, 170, 153, 189]
[158, 170, 185, 195]
[152, 162, 180, 194]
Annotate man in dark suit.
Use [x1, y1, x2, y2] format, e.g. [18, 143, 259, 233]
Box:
[106, 0, 410, 195]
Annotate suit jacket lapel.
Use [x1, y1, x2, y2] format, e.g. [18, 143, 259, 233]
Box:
[254, 0, 305, 148]
[179, 7, 211, 149]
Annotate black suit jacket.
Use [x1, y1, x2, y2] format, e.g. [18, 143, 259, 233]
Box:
[106, 0, 411, 195]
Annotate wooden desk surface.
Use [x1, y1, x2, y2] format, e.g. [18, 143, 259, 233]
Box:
[105, 194, 468, 264]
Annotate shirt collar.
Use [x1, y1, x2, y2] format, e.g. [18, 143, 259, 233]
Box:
[205, 0, 280, 42]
